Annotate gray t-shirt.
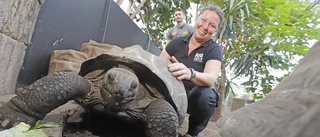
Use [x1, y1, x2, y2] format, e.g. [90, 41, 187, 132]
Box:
[166, 23, 193, 41]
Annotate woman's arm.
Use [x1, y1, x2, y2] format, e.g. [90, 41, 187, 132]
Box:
[159, 49, 171, 61]
[160, 47, 221, 87]
[167, 57, 221, 87]
[190, 60, 221, 87]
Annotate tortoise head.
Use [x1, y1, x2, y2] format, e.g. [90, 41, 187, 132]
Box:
[100, 67, 139, 110]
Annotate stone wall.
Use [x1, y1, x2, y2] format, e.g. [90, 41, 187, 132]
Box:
[0, 0, 44, 95]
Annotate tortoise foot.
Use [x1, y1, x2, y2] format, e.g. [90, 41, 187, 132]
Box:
[145, 99, 179, 137]
[0, 100, 37, 129]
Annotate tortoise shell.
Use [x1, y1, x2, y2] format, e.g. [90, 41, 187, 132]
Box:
[78, 45, 187, 125]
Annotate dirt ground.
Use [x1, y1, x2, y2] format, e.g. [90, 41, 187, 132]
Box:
[179, 114, 221, 137]
[63, 111, 221, 137]
[62, 109, 221, 137]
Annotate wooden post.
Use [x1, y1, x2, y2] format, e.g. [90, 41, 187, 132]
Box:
[230, 98, 246, 111]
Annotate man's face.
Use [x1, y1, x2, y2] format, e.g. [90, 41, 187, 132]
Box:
[174, 11, 185, 23]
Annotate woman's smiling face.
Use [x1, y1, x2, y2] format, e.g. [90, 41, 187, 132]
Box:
[193, 10, 220, 43]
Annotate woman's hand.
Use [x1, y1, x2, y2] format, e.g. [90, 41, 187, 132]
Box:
[169, 56, 221, 87]
[168, 56, 192, 80]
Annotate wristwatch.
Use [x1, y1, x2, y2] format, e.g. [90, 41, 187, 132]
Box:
[189, 68, 196, 80]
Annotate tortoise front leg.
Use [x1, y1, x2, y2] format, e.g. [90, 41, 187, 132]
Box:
[145, 99, 179, 137]
[0, 72, 91, 128]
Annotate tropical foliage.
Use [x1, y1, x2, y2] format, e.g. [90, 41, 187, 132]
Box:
[215, 0, 320, 100]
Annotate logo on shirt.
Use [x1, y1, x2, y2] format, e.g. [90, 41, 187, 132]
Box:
[183, 31, 188, 34]
[194, 53, 203, 63]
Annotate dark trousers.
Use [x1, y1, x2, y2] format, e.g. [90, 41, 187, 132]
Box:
[186, 86, 219, 136]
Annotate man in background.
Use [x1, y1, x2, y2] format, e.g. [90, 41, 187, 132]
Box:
[166, 8, 193, 46]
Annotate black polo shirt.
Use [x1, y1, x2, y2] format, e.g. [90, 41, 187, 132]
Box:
[166, 34, 222, 90]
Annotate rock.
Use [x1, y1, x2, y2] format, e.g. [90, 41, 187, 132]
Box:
[217, 40, 320, 137]
[0, 94, 15, 106]
[42, 101, 80, 137]
[0, 34, 26, 95]
[0, 0, 43, 95]
[41, 115, 65, 137]
[0, 0, 42, 45]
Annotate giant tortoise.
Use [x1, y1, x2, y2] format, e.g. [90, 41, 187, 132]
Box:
[0, 45, 187, 136]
